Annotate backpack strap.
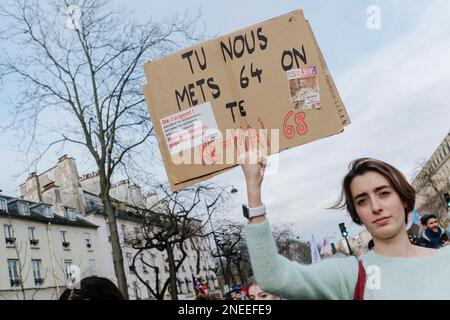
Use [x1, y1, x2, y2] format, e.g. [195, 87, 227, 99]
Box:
[353, 259, 366, 300]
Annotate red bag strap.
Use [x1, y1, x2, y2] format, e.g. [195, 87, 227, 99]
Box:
[353, 259, 366, 300]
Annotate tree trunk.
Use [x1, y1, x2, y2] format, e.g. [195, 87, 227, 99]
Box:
[236, 262, 245, 287]
[101, 189, 129, 299]
[225, 257, 235, 286]
[167, 245, 179, 300]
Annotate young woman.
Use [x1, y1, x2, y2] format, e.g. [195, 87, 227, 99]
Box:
[241, 152, 450, 299]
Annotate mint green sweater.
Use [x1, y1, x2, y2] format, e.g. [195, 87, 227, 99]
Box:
[245, 220, 450, 300]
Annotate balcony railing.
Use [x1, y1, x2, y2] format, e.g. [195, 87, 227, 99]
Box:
[5, 237, 16, 245]
[34, 278, 44, 286]
[10, 279, 20, 287]
[62, 241, 70, 248]
[85, 205, 104, 215]
[30, 239, 40, 246]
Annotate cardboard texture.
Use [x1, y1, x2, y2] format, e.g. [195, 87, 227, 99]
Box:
[143, 10, 350, 191]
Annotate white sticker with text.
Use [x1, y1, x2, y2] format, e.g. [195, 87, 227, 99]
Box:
[160, 101, 220, 155]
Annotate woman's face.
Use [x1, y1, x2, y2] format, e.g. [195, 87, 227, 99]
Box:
[248, 284, 280, 300]
[350, 171, 406, 240]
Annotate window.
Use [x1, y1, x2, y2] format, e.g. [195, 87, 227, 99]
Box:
[43, 206, 53, 218]
[8, 259, 20, 287]
[132, 281, 140, 300]
[64, 260, 72, 279]
[65, 208, 77, 221]
[28, 227, 39, 246]
[88, 259, 97, 276]
[126, 252, 134, 272]
[106, 222, 111, 241]
[444, 140, 450, 155]
[32, 260, 43, 286]
[0, 198, 7, 213]
[145, 280, 152, 298]
[4, 224, 15, 245]
[85, 233, 92, 249]
[440, 146, 446, 160]
[121, 225, 127, 240]
[17, 202, 30, 215]
[55, 189, 61, 203]
[28, 227, 36, 240]
[61, 230, 70, 248]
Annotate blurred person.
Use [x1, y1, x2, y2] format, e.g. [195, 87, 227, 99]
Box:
[247, 276, 281, 300]
[417, 214, 448, 248]
[59, 276, 125, 300]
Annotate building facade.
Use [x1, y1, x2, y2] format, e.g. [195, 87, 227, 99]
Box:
[0, 194, 102, 300]
[19, 155, 218, 299]
[411, 131, 450, 227]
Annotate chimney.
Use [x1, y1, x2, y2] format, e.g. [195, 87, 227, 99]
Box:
[58, 154, 68, 163]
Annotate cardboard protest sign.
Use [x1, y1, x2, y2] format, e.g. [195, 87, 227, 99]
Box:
[143, 10, 350, 191]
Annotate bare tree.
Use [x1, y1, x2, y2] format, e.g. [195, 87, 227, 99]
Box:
[126, 183, 230, 300]
[0, 0, 202, 298]
[272, 223, 311, 264]
[211, 220, 313, 291]
[212, 219, 249, 287]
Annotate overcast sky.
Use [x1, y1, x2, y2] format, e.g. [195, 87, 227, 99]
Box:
[1, 0, 449, 243]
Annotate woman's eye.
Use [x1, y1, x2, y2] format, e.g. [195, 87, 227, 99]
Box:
[379, 191, 390, 197]
[357, 199, 367, 206]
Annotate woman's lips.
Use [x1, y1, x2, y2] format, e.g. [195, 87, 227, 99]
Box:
[374, 216, 390, 226]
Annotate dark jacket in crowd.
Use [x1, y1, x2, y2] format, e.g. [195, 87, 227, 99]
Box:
[416, 227, 449, 249]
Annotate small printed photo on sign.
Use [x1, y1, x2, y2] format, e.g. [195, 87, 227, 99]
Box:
[287, 66, 320, 110]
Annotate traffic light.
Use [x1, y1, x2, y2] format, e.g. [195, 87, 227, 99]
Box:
[444, 193, 450, 208]
[339, 223, 348, 238]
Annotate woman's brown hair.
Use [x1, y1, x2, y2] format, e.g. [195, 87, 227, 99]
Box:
[333, 158, 415, 225]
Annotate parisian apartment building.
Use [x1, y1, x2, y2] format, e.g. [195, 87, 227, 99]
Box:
[0, 194, 101, 300]
[411, 131, 450, 227]
[18, 155, 218, 300]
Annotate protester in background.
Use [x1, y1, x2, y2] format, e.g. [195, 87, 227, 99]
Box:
[233, 290, 242, 300]
[417, 213, 449, 248]
[367, 239, 374, 250]
[247, 276, 281, 300]
[241, 151, 450, 299]
[59, 276, 125, 300]
[196, 293, 223, 300]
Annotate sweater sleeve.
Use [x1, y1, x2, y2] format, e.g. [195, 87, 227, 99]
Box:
[245, 220, 359, 300]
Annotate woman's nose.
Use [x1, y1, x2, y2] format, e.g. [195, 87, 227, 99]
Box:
[371, 197, 382, 213]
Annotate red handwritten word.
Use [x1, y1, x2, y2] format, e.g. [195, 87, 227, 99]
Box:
[199, 119, 270, 166]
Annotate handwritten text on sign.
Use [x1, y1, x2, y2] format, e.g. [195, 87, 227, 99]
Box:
[174, 27, 310, 125]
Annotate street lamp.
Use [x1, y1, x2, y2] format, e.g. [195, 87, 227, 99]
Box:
[209, 186, 238, 297]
